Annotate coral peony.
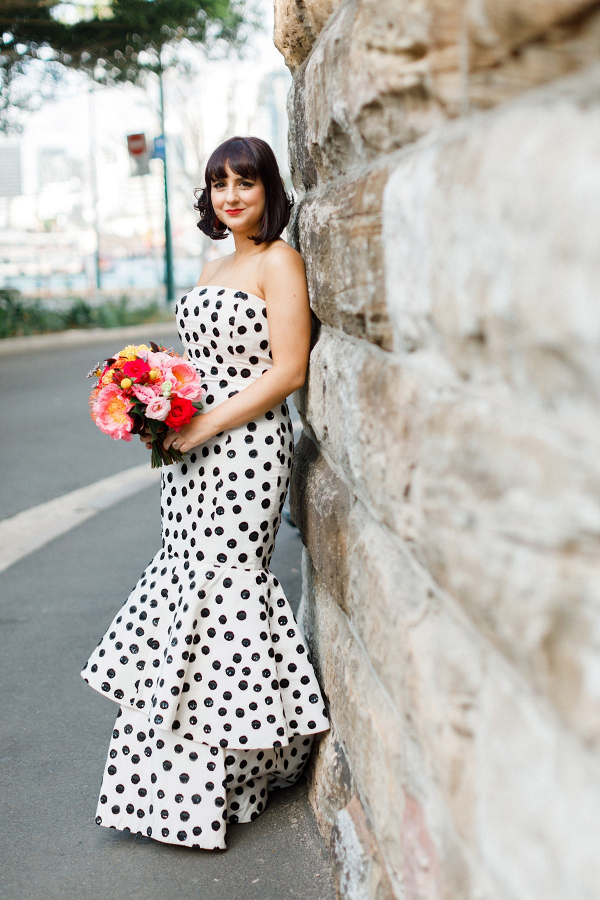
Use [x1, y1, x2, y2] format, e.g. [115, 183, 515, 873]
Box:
[165, 396, 196, 431]
[145, 395, 171, 421]
[93, 384, 133, 441]
[169, 362, 204, 401]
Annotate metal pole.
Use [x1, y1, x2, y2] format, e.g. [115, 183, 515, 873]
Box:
[88, 83, 101, 292]
[158, 67, 175, 303]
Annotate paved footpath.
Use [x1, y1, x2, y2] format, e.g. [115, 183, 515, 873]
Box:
[0, 337, 334, 900]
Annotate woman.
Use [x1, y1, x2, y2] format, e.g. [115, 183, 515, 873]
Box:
[81, 136, 329, 850]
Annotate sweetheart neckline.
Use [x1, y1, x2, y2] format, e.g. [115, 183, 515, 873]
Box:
[191, 284, 267, 305]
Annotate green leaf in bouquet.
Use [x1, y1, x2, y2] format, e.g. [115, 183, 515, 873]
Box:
[147, 419, 160, 441]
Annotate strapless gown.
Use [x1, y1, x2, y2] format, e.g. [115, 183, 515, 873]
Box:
[82, 285, 329, 849]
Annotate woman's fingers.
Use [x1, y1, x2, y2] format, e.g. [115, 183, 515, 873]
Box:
[139, 429, 153, 450]
[164, 428, 187, 453]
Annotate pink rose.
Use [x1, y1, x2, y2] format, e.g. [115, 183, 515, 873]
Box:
[132, 383, 159, 404]
[169, 362, 204, 401]
[92, 384, 133, 441]
[147, 350, 177, 372]
[145, 395, 171, 421]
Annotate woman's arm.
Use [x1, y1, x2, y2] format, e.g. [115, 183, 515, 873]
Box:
[163, 246, 310, 454]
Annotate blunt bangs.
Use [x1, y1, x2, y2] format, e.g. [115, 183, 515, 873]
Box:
[204, 139, 261, 186]
[194, 136, 293, 245]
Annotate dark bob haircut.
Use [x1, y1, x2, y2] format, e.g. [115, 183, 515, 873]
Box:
[195, 136, 293, 245]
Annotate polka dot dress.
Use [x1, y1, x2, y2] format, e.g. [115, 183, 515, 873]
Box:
[82, 286, 329, 849]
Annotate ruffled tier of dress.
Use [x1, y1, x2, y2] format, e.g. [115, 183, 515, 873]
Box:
[94, 706, 313, 849]
[82, 548, 329, 752]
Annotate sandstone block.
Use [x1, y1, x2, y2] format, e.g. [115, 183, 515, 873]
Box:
[404, 599, 483, 852]
[298, 458, 484, 861]
[302, 562, 408, 891]
[303, 550, 483, 899]
[301, 329, 600, 748]
[293, 0, 445, 185]
[467, 0, 598, 64]
[307, 727, 357, 842]
[383, 64, 600, 419]
[286, 0, 600, 188]
[476, 661, 600, 900]
[330, 797, 397, 900]
[274, 0, 344, 71]
[294, 165, 393, 348]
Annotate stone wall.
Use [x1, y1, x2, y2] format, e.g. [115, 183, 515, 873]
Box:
[274, 2, 600, 898]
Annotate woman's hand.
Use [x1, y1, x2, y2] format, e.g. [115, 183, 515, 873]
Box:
[163, 413, 215, 455]
[139, 428, 153, 450]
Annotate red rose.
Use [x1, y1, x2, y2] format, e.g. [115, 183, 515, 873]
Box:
[165, 396, 195, 431]
[122, 358, 150, 381]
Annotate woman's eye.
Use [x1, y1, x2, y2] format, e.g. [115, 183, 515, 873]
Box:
[213, 182, 225, 188]
[240, 181, 254, 187]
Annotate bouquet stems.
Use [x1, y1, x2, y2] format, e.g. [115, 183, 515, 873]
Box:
[150, 438, 185, 469]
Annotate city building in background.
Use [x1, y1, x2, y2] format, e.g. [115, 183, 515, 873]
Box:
[0, 1, 290, 302]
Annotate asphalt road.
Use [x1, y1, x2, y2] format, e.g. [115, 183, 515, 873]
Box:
[0, 333, 183, 522]
[0, 337, 332, 900]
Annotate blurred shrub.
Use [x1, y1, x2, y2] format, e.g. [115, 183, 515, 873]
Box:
[0, 289, 165, 339]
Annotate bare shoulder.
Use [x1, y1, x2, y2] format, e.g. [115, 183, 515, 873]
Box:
[197, 254, 233, 286]
[259, 240, 306, 294]
[262, 239, 304, 272]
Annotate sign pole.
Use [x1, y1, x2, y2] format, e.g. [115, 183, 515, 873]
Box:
[158, 67, 175, 304]
[88, 83, 101, 291]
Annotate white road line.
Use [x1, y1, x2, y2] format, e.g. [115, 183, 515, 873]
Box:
[0, 464, 160, 575]
[1, 423, 304, 576]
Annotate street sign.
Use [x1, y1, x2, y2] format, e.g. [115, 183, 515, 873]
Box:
[152, 135, 166, 162]
[126, 133, 150, 176]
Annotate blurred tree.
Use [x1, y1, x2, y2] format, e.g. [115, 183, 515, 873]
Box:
[0, 0, 250, 129]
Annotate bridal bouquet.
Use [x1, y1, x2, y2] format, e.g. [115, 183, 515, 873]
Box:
[87, 341, 204, 468]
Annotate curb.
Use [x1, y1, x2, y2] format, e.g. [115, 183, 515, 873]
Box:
[0, 320, 179, 357]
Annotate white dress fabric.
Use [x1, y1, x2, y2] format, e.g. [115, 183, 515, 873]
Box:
[82, 285, 329, 849]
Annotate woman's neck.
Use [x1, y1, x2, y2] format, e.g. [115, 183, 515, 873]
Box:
[231, 228, 267, 259]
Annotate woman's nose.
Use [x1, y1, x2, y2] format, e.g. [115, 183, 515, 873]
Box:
[225, 182, 239, 202]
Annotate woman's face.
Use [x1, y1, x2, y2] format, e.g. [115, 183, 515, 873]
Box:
[211, 162, 265, 234]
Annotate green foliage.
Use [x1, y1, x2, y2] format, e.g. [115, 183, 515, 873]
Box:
[0, 288, 166, 338]
[0, 0, 249, 128]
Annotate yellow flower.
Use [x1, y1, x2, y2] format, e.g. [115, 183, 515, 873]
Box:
[135, 344, 149, 353]
[101, 370, 114, 384]
[148, 368, 161, 381]
[118, 344, 137, 360]
[121, 378, 133, 390]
